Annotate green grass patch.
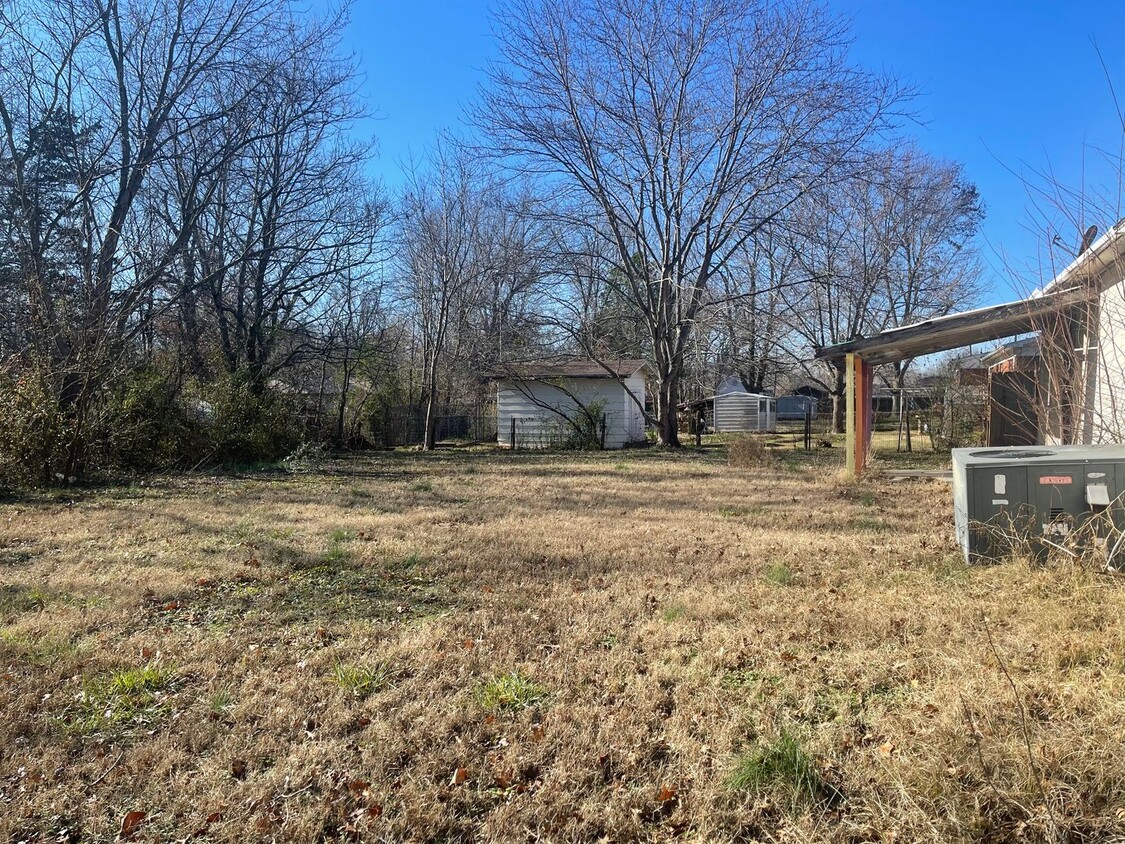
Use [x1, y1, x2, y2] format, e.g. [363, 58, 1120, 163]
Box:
[728, 731, 821, 810]
[208, 688, 234, 717]
[475, 672, 546, 712]
[0, 584, 51, 614]
[720, 668, 781, 692]
[323, 530, 355, 565]
[660, 605, 687, 622]
[853, 516, 887, 532]
[0, 630, 83, 666]
[929, 554, 971, 583]
[66, 664, 176, 736]
[764, 563, 793, 586]
[777, 452, 806, 473]
[332, 662, 392, 698]
[410, 480, 433, 493]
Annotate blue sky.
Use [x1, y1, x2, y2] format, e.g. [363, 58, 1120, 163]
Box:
[340, 1, 1125, 304]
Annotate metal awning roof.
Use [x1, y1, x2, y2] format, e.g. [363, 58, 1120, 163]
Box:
[814, 286, 1091, 365]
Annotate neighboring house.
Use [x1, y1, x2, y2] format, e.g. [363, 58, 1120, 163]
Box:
[1070, 222, 1125, 443]
[776, 394, 818, 421]
[491, 358, 648, 449]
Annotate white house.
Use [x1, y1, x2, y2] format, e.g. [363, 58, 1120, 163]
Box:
[492, 359, 648, 449]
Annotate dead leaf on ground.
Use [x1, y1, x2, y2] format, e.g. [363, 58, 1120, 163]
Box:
[450, 767, 469, 786]
[120, 810, 146, 840]
[347, 779, 369, 797]
[231, 759, 247, 779]
[656, 784, 678, 803]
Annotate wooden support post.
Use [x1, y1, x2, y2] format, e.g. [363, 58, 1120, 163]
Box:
[859, 358, 874, 471]
[845, 353, 874, 477]
[845, 353, 857, 476]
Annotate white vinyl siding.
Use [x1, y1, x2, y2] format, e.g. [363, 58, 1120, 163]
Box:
[1093, 280, 1125, 442]
[496, 376, 647, 449]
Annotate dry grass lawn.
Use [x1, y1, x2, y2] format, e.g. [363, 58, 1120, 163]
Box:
[2, 444, 1124, 842]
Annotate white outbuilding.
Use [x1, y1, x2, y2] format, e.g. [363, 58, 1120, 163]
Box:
[492, 359, 648, 449]
[684, 375, 777, 433]
[713, 391, 777, 433]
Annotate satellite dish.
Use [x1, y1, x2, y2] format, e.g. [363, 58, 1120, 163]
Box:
[1079, 224, 1098, 255]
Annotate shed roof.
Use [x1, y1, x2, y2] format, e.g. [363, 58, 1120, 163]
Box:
[980, 336, 1040, 366]
[814, 286, 1091, 365]
[489, 357, 648, 380]
[681, 391, 773, 409]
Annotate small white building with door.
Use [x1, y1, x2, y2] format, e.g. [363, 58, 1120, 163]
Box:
[685, 375, 777, 433]
[492, 359, 648, 449]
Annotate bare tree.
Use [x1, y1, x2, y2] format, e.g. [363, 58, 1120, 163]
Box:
[478, 0, 904, 445]
[784, 179, 885, 432]
[704, 226, 797, 394]
[0, 0, 283, 480]
[400, 144, 491, 451]
[167, 8, 379, 395]
[871, 146, 984, 399]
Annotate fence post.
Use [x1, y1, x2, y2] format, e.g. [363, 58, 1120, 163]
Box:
[599, 414, 607, 449]
[510, 417, 516, 451]
[804, 405, 812, 451]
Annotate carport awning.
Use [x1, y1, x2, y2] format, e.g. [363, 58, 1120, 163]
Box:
[814, 286, 1091, 365]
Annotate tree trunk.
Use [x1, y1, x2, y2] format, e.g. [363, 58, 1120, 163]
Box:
[423, 391, 438, 452]
[421, 362, 439, 451]
[657, 374, 681, 447]
[831, 362, 846, 434]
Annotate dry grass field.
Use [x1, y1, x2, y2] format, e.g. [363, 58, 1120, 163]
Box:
[2, 442, 1125, 843]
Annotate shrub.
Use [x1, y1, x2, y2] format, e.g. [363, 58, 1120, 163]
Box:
[202, 377, 305, 466]
[0, 370, 73, 486]
[105, 365, 205, 471]
[728, 436, 773, 468]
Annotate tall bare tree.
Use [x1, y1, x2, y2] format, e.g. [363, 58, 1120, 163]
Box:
[400, 144, 491, 451]
[0, 0, 282, 479]
[479, 0, 904, 445]
[169, 9, 379, 394]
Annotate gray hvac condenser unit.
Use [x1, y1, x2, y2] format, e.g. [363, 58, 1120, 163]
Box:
[952, 445, 1125, 562]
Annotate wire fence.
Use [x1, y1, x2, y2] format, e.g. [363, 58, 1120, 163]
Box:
[367, 409, 497, 448]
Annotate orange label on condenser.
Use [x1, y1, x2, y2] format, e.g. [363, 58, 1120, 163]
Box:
[1038, 475, 1073, 485]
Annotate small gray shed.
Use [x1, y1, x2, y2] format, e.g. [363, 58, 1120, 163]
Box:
[713, 390, 777, 433]
[684, 376, 777, 433]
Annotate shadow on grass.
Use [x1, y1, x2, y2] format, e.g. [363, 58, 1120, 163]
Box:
[140, 513, 464, 628]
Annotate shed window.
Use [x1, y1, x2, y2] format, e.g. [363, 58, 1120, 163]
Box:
[758, 400, 766, 413]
